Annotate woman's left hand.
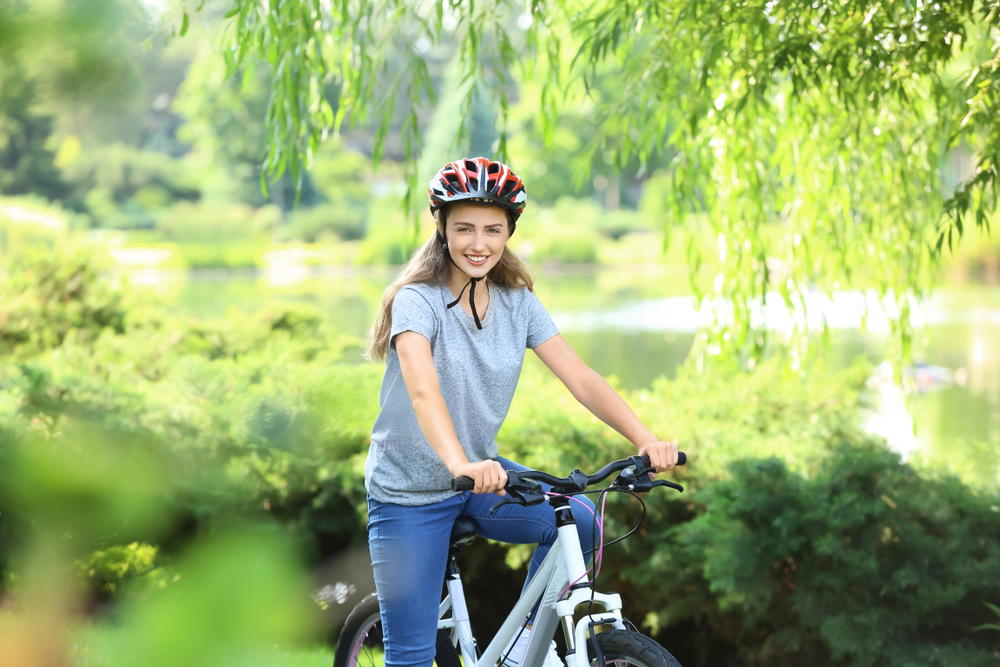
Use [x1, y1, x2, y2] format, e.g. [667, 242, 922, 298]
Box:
[636, 438, 679, 475]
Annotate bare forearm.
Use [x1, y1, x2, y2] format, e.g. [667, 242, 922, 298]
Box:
[568, 369, 657, 448]
[410, 391, 469, 474]
[533, 335, 677, 471]
[395, 330, 506, 493]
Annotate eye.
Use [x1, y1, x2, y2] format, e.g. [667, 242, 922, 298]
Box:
[488, 228, 502, 234]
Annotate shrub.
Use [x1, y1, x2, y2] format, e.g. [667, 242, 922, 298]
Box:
[0, 241, 127, 358]
[498, 361, 1000, 666]
[0, 256, 376, 596]
[175, 241, 264, 269]
[1, 240, 998, 667]
[77, 543, 160, 595]
[624, 442, 1000, 667]
[513, 224, 600, 264]
[282, 202, 366, 242]
[356, 231, 410, 265]
[60, 144, 201, 216]
[0, 196, 79, 260]
[155, 202, 279, 268]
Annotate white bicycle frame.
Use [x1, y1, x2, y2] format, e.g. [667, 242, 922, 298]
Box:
[436, 514, 627, 667]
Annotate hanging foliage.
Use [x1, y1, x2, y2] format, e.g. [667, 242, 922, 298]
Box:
[176, 0, 999, 366]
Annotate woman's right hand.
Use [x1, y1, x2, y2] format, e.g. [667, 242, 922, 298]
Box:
[451, 460, 508, 496]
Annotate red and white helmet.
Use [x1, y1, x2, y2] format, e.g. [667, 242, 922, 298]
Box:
[428, 157, 527, 225]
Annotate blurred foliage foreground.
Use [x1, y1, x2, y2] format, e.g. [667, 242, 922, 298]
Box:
[0, 243, 998, 667]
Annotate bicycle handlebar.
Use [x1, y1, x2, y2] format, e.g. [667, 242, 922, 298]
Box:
[452, 477, 476, 492]
[450, 451, 687, 493]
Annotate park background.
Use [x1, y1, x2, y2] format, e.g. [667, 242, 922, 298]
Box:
[1, 1, 999, 666]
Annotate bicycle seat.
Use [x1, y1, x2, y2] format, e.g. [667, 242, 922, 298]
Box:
[449, 516, 479, 550]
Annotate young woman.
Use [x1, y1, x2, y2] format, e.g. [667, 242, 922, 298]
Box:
[364, 157, 679, 667]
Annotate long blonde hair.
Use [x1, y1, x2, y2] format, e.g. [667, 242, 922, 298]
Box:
[365, 205, 535, 361]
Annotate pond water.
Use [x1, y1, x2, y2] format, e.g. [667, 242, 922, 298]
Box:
[134, 264, 1000, 490]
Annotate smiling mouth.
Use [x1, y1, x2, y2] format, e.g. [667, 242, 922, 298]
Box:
[465, 255, 489, 266]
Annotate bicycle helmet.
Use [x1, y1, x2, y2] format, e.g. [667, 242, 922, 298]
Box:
[428, 157, 527, 232]
[429, 157, 527, 331]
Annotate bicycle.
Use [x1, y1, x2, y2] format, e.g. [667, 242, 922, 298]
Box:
[333, 453, 688, 667]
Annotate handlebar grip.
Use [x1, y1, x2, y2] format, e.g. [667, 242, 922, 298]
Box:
[451, 477, 475, 492]
[639, 452, 687, 467]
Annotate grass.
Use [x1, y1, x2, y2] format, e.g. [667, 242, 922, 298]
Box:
[67, 620, 336, 667]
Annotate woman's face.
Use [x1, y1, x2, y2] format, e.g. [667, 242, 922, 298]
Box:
[443, 203, 510, 279]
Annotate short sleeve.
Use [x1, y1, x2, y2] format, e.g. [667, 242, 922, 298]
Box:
[390, 286, 439, 348]
[524, 291, 559, 349]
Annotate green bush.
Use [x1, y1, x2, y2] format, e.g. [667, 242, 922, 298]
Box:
[357, 232, 409, 264]
[0, 245, 375, 598]
[283, 202, 366, 242]
[1, 241, 998, 667]
[625, 443, 1000, 667]
[501, 357, 867, 481]
[497, 362, 1000, 666]
[507, 199, 603, 264]
[0, 321, 377, 597]
[346, 195, 414, 264]
[77, 543, 160, 595]
[175, 242, 264, 269]
[513, 224, 600, 264]
[0, 241, 127, 358]
[532, 228, 599, 263]
[61, 144, 201, 224]
[155, 202, 279, 268]
[550, 196, 652, 240]
[0, 196, 85, 261]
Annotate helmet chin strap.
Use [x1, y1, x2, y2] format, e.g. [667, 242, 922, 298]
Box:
[436, 228, 484, 329]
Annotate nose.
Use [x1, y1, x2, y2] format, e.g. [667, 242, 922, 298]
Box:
[470, 231, 487, 252]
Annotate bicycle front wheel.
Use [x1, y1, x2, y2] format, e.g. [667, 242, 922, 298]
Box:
[588, 630, 682, 667]
[332, 593, 462, 667]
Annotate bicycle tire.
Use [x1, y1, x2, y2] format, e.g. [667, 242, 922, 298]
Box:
[587, 630, 683, 667]
[332, 592, 463, 667]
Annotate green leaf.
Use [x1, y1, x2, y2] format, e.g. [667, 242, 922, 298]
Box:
[212, 0, 1000, 373]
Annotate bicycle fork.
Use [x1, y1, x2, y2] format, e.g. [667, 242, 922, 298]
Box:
[550, 496, 627, 667]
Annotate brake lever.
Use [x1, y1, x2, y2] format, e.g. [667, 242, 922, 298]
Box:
[488, 497, 518, 514]
[652, 479, 684, 493]
[490, 472, 546, 515]
[612, 459, 656, 492]
[489, 488, 546, 514]
[612, 459, 684, 493]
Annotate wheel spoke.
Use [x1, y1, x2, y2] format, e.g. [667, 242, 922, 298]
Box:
[334, 594, 460, 667]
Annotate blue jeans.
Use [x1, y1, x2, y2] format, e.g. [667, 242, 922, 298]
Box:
[367, 456, 598, 667]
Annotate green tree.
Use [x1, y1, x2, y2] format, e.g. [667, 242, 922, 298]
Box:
[0, 66, 70, 201]
[0, 0, 200, 223]
[505, 64, 676, 208]
[191, 0, 999, 367]
[173, 44, 323, 211]
[418, 56, 499, 188]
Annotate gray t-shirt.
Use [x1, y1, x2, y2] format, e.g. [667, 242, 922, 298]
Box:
[365, 281, 559, 506]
